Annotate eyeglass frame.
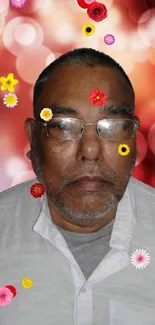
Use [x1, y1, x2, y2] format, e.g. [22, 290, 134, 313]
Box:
[34, 116, 140, 140]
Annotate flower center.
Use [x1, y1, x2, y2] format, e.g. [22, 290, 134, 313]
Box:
[136, 254, 144, 262]
[6, 80, 11, 85]
[86, 27, 92, 33]
[122, 147, 127, 152]
[96, 96, 100, 99]
[1, 294, 5, 299]
[93, 8, 101, 15]
[6, 96, 16, 104]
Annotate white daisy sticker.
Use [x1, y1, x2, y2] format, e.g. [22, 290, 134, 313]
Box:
[130, 249, 150, 269]
[3, 93, 18, 108]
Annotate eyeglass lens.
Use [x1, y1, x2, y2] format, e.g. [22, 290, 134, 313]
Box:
[46, 118, 136, 140]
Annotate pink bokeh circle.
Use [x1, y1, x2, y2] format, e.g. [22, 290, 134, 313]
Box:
[2, 17, 44, 56]
[135, 131, 148, 166]
[148, 123, 155, 155]
[0, 16, 6, 33]
[16, 46, 51, 84]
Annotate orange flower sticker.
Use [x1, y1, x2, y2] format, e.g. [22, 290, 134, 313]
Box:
[89, 88, 107, 106]
[30, 183, 45, 198]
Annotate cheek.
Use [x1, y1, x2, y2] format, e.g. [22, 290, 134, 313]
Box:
[41, 142, 75, 174]
[103, 140, 136, 169]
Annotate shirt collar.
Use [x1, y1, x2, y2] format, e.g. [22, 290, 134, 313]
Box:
[33, 179, 136, 253]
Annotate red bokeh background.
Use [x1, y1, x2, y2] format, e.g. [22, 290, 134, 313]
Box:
[0, 0, 155, 192]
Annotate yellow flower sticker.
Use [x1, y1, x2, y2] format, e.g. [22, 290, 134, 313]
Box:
[0, 73, 19, 92]
[40, 108, 53, 121]
[3, 93, 18, 108]
[22, 277, 33, 289]
[82, 23, 95, 36]
[118, 144, 130, 156]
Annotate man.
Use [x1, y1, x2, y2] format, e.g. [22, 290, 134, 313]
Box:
[0, 48, 155, 325]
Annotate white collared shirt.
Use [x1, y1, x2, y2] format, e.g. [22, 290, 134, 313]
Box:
[0, 177, 155, 325]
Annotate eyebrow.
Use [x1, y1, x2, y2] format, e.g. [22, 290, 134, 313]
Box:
[46, 104, 134, 118]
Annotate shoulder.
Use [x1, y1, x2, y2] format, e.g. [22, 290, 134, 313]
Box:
[128, 176, 155, 198]
[0, 178, 37, 207]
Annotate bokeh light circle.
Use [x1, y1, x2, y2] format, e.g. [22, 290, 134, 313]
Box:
[138, 100, 155, 131]
[128, 7, 150, 24]
[11, 170, 36, 187]
[14, 23, 36, 45]
[138, 9, 155, 48]
[0, 0, 9, 15]
[54, 22, 77, 44]
[5, 157, 27, 177]
[0, 16, 6, 34]
[135, 131, 148, 166]
[46, 52, 56, 66]
[16, 46, 51, 84]
[2, 17, 44, 56]
[148, 124, 155, 155]
[129, 33, 149, 63]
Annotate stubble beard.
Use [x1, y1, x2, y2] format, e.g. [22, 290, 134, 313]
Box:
[30, 137, 136, 227]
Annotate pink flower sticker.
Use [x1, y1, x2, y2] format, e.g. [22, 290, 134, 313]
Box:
[10, 0, 28, 8]
[0, 287, 13, 306]
[130, 249, 150, 269]
[104, 34, 115, 45]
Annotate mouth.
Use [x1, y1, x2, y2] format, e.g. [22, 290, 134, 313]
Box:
[69, 176, 109, 191]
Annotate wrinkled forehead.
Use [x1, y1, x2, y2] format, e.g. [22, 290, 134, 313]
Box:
[37, 64, 134, 120]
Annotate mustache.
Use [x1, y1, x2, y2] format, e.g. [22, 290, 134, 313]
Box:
[61, 166, 118, 187]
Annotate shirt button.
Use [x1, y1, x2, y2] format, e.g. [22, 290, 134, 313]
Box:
[81, 287, 86, 293]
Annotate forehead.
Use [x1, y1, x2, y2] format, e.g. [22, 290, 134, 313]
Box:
[39, 64, 133, 119]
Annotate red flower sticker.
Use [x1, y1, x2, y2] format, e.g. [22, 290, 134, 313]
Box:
[89, 89, 107, 106]
[5, 285, 17, 298]
[87, 1, 108, 22]
[30, 183, 45, 198]
[76, 0, 95, 9]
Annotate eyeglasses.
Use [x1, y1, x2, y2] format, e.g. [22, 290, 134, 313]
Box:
[36, 116, 140, 141]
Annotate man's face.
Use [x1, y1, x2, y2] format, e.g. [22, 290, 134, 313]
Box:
[25, 64, 138, 228]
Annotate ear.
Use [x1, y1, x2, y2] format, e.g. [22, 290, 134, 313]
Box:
[26, 151, 31, 160]
[25, 118, 36, 146]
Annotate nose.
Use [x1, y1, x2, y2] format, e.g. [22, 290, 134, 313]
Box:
[76, 125, 104, 162]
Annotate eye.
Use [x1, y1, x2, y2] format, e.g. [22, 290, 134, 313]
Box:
[57, 122, 70, 131]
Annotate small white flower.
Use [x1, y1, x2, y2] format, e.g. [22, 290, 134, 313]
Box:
[3, 93, 18, 108]
[131, 249, 150, 269]
[40, 108, 53, 121]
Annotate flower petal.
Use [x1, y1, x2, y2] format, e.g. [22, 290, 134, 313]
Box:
[12, 79, 19, 86]
[0, 77, 7, 83]
[8, 85, 14, 92]
[7, 73, 14, 80]
[1, 83, 7, 91]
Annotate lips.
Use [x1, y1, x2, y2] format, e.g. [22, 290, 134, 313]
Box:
[70, 176, 107, 191]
